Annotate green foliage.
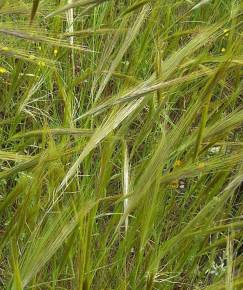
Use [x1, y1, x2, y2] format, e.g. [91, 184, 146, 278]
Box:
[0, 0, 242, 289]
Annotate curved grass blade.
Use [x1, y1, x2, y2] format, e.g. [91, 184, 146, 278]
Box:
[0, 150, 31, 162]
[10, 128, 94, 140]
[46, 0, 109, 18]
[120, 0, 150, 17]
[30, 0, 40, 24]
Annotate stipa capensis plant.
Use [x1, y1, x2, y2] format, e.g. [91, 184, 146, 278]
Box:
[0, 0, 242, 289]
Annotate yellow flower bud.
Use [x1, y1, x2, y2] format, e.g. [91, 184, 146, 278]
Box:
[38, 60, 45, 67]
[174, 160, 182, 167]
[0, 66, 7, 74]
[198, 162, 205, 170]
[170, 180, 178, 189]
[1, 46, 9, 51]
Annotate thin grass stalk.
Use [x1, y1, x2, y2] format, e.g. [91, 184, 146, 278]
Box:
[123, 140, 129, 233]
[66, 0, 75, 75]
[226, 230, 234, 290]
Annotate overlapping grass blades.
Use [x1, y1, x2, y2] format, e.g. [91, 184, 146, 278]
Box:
[0, 0, 242, 289]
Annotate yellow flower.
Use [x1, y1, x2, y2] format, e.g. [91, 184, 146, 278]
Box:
[198, 162, 205, 170]
[174, 160, 182, 167]
[223, 29, 229, 33]
[0, 67, 7, 74]
[170, 180, 178, 189]
[38, 46, 42, 51]
[221, 48, 226, 53]
[38, 60, 45, 67]
[1, 47, 9, 51]
[53, 49, 58, 56]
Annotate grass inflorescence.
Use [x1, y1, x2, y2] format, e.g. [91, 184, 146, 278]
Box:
[0, 0, 242, 289]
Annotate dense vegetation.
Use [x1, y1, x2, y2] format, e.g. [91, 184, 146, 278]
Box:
[0, 0, 242, 289]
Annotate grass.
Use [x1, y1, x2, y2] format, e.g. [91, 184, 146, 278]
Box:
[0, 0, 242, 289]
